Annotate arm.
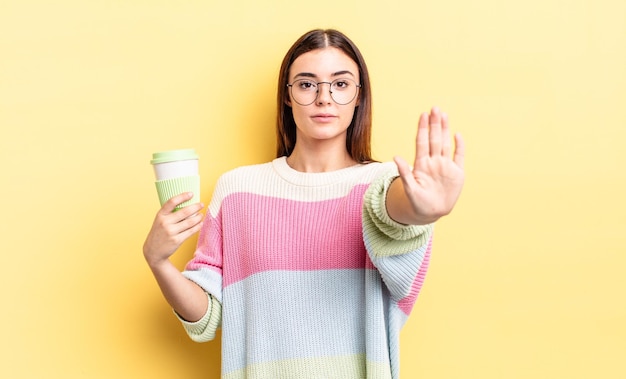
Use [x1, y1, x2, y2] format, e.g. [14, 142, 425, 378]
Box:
[363, 168, 433, 310]
[143, 192, 208, 322]
[145, 257, 208, 322]
[386, 107, 465, 225]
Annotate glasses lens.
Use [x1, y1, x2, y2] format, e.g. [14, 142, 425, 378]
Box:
[330, 78, 358, 105]
[289, 78, 360, 105]
[290, 79, 318, 105]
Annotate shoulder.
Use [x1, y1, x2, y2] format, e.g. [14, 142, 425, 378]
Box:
[215, 160, 275, 192]
[348, 161, 398, 187]
[207, 160, 275, 215]
[220, 161, 274, 180]
[361, 161, 397, 179]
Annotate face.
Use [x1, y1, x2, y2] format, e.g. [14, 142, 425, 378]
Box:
[287, 47, 360, 149]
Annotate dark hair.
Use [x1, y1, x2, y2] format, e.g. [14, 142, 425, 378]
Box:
[276, 29, 374, 163]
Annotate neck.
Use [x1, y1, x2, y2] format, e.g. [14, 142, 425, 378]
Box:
[286, 145, 357, 173]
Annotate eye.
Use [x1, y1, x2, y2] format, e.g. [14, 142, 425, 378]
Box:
[333, 79, 351, 90]
[297, 80, 316, 91]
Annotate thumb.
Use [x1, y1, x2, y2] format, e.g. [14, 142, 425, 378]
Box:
[393, 156, 415, 190]
[453, 133, 465, 169]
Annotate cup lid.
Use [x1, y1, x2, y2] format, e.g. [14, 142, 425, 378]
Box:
[150, 149, 198, 164]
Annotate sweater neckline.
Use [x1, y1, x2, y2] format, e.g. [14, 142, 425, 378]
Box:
[272, 156, 366, 187]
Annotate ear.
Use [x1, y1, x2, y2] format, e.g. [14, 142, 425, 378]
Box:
[284, 91, 292, 107]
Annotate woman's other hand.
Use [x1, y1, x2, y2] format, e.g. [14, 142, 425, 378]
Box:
[143, 192, 204, 267]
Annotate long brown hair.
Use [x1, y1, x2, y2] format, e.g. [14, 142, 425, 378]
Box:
[276, 29, 374, 163]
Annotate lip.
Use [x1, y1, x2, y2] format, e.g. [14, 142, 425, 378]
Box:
[311, 113, 337, 122]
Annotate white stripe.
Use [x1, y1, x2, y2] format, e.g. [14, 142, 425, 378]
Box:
[207, 158, 396, 216]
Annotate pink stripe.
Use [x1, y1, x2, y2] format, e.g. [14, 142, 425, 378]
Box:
[218, 186, 373, 286]
[397, 237, 432, 315]
[185, 210, 223, 275]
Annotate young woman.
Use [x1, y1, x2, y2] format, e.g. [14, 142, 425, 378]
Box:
[143, 29, 465, 378]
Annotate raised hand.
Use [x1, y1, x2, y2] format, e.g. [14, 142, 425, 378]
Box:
[389, 107, 465, 225]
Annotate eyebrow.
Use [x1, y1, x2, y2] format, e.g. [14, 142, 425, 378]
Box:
[293, 70, 356, 79]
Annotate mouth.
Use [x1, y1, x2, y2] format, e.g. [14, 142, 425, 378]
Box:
[311, 113, 337, 122]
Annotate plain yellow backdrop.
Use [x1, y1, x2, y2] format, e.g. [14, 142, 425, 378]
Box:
[1, 0, 624, 378]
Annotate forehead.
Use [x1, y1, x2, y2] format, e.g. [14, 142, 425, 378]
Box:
[289, 47, 359, 80]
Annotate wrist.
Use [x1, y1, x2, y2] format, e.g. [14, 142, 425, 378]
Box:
[144, 252, 172, 271]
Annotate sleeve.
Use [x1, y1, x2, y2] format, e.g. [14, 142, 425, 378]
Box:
[181, 174, 227, 303]
[174, 291, 222, 343]
[181, 208, 224, 304]
[362, 168, 434, 314]
[177, 175, 228, 341]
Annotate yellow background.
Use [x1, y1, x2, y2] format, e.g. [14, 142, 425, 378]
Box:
[1, 0, 624, 378]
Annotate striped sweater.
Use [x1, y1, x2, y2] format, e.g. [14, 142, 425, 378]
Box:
[178, 156, 433, 379]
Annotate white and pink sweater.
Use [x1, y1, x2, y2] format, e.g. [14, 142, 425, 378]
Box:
[178, 156, 433, 379]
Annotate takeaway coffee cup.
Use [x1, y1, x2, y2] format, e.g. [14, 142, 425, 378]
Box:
[150, 149, 200, 210]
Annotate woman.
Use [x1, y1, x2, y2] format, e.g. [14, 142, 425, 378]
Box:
[143, 28, 465, 378]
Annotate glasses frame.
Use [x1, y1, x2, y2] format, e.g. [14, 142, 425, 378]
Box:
[286, 78, 362, 106]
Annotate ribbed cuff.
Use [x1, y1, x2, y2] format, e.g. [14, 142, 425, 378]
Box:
[174, 292, 222, 342]
[364, 170, 432, 239]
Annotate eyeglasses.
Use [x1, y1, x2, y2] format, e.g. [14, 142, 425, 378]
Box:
[287, 78, 361, 106]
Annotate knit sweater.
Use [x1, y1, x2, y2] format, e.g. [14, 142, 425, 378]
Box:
[178, 156, 433, 379]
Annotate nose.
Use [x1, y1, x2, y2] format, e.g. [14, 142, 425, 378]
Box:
[316, 82, 333, 104]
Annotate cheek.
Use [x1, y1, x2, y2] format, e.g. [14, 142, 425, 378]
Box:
[343, 105, 358, 123]
[290, 105, 306, 124]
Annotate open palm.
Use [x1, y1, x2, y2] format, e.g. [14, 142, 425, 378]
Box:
[393, 107, 465, 223]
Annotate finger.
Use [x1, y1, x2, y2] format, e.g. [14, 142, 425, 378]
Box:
[416, 112, 430, 161]
[393, 155, 417, 192]
[167, 204, 204, 235]
[428, 107, 443, 156]
[177, 219, 204, 242]
[441, 112, 452, 158]
[160, 192, 195, 215]
[174, 211, 204, 234]
[453, 133, 465, 169]
[172, 201, 205, 223]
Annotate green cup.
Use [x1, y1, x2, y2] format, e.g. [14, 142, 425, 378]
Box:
[150, 149, 200, 210]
